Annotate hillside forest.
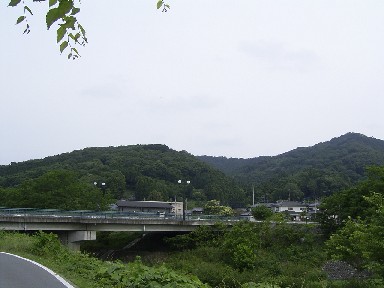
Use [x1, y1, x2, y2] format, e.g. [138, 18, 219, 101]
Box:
[0, 144, 246, 210]
[200, 133, 384, 202]
[1, 133, 384, 287]
[1, 166, 384, 287]
[1, 133, 384, 211]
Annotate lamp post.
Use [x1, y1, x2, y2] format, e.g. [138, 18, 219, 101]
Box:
[94, 181, 106, 211]
[178, 180, 190, 221]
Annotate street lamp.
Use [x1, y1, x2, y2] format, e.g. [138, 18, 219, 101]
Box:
[94, 182, 106, 211]
[178, 180, 190, 221]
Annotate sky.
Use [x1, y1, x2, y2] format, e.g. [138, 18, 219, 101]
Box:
[1, 1, 384, 165]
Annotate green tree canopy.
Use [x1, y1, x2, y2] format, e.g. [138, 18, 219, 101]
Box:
[251, 205, 273, 220]
[7, 0, 170, 58]
[319, 166, 384, 235]
[203, 200, 234, 216]
[0, 145, 247, 208]
[0, 170, 109, 210]
[325, 192, 384, 277]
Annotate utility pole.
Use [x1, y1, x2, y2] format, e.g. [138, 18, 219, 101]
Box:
[178, 180, 190, 221]
[252, 185, 255, 206]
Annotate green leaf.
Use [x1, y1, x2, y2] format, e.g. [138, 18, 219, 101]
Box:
[16, 16, 25, 25]
[46, 0, 73, 29]
[60, 41, 68, 53]
[78, 23, 86, 37]
[24, 6, 33, 15]
[8, 0, 22, 7]
[71, 7, 80, 15]
[68, 53, 72, 59]
[62, 16, 76, 29]
[156, 0, 163, 9]
[57, 0, 74, 16]
[46, 8, 60, 29]
[56, 25, 66, 43]
[74, 32, 80, 42]
[78, 23, 84, 33]
[49, 0, 58, 7]
[71, 47, 80, 56]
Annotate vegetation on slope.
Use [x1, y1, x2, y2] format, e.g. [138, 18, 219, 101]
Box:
[162, 167, 384, 287]
[0, 144, 247, 209]
[321, 168, 384, 284]
[79, 167, 384, 287]
[1, 166, 384, 287]
[199, 133, 384, 201]
[2, 133, 383, 210]
[320, 165, 384, 233]
[0, 231, 208, 287]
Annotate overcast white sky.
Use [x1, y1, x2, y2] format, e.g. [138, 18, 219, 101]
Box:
[1, 1, 384, 165]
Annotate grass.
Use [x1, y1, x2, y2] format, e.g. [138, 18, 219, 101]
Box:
[0, 231, 208, 288]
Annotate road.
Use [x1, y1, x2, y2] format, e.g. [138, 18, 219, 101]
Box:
[0, 252, 74, 288]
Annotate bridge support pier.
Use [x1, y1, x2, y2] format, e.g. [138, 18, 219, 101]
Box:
[58, 231, 96, 251]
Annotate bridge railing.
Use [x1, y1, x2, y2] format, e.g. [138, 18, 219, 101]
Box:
[0, 207, 247, 222]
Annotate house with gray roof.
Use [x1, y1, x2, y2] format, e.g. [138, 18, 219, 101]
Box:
[116, 200, 183, 216]
[251, 201, 320, 221]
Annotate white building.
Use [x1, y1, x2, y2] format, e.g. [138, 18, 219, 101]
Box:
[273, 201, 308, 213]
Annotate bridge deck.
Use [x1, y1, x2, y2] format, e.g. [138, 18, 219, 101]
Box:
[0, 212, 241, 232]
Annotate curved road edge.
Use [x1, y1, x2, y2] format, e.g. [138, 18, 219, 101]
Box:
[0, 252, 75, 288]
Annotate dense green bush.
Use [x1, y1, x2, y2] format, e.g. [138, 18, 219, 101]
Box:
[95, 256, 209, 288]
[251, 206, 273, 220]
[164, 222, 328, 288]
[325, 193, 384, 279]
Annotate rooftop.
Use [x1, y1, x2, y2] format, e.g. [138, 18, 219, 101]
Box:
[116, 200, 173, 209]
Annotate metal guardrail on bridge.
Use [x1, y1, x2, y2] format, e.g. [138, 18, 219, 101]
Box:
[0, 207, 246, 222]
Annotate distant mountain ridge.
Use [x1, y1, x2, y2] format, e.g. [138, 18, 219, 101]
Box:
[1, 133, 384, 207]
[0, 144, 247, 207]
[198, 133, 384, 201]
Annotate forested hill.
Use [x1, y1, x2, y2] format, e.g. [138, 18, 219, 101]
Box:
[2, 133, 384, 209]
[198, 133, 384, 201]
[0, 144, 246, 207]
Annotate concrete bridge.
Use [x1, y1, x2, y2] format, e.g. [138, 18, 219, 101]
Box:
[0, 210, 242, 250]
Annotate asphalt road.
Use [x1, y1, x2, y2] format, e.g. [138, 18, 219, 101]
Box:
[0, 252, 74, 288]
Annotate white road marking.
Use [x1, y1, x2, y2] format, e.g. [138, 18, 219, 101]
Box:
[0, 252, 75, 288]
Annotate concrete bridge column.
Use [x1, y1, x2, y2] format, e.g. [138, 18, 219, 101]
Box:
[58, 231, 96, 251]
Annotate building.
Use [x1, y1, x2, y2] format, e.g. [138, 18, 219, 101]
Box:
[251, 201, 320, 221]
[273, 201, 307, 213]
[116, 200, 183, 217]
[272, 201, 308, 221]
[185, 207, 204, 216]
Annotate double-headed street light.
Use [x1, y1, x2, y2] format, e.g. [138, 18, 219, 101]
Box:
[94, 182, 106, 211]
[178, 180, 190, 221]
